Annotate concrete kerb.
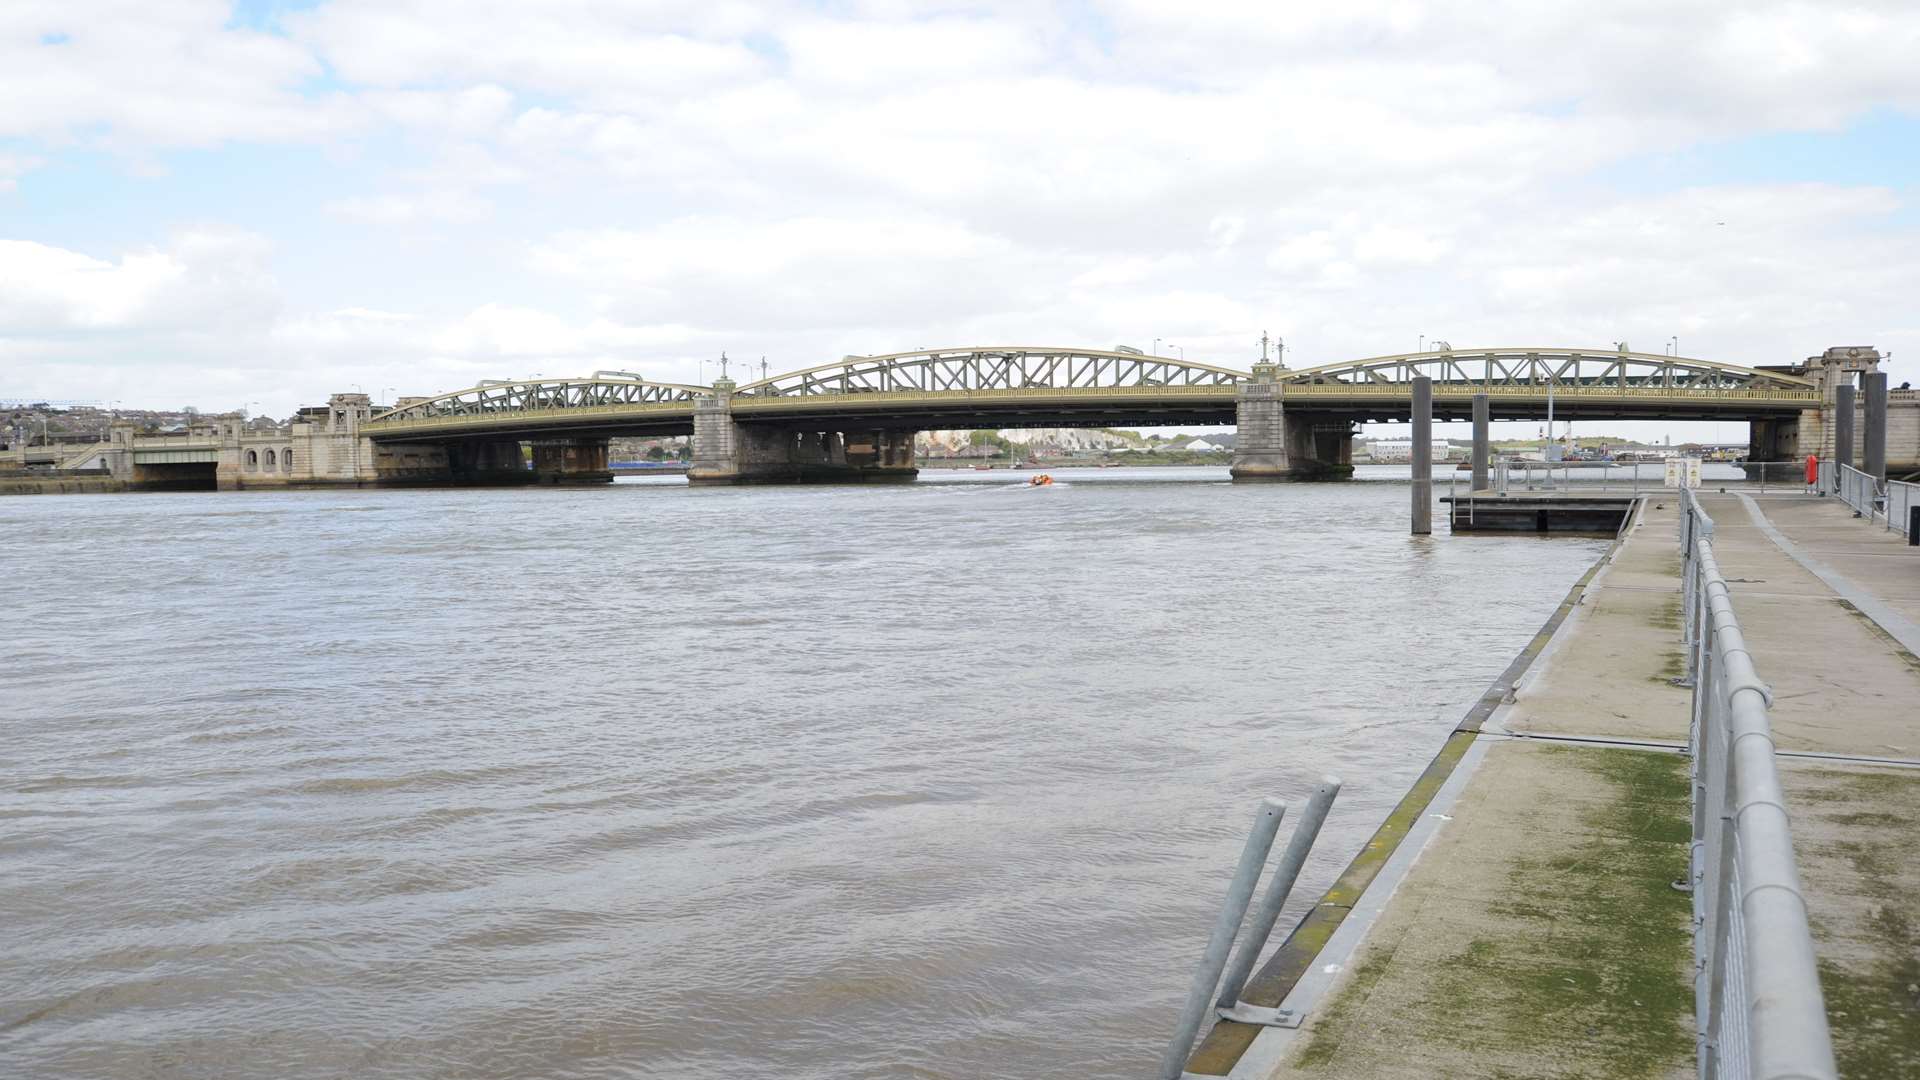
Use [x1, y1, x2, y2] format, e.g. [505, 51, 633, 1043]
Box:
[1181, 497, 1646, 1076]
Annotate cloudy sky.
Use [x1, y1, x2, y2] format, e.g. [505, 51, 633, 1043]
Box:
[3, 1, 1917, 439]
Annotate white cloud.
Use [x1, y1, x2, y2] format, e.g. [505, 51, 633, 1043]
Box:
[0, 231, 275, 332]
[325, 189, 493, 224]
[1, 2, 1918, 421]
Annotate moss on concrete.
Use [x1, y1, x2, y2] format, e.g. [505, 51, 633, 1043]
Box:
[1812, 773, 1920, 1078]
[1290, 746, 1693, 1078]
[1649, 593, 1682, 632]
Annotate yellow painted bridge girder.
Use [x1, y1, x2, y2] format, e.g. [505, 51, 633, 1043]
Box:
[362, 345, 1823, 440]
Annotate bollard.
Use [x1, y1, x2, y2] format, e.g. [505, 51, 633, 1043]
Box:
[1470, 393, 1490, 493]
[1910, 506, 1918, 546]
[1157, 798, 1287, 1080]
[1215, 777, 1343, 1014]
[1864, 372, 1888, 482]
[1411, 377, 1432, 535]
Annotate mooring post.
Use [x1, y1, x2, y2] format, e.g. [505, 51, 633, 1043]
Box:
[1834, 383, 1855, 480]
[1412, 376, 1433, 534]
[1864, 371, 1888, 483]
[1214, 777, 1342, 1012]
[1470, 392, 1490, 493]
[1158, 798, 1287, 1080]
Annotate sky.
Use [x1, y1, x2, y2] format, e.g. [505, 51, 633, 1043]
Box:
[3, 1, 1918, 441]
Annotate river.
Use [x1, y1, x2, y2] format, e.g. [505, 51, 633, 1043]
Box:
[0, 466, 1607, 1078]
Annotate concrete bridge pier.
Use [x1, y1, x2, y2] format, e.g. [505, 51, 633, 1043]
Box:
[1230, 359, 1353, 481]
[1229, 360, 1289, 480]
[450, 439, 534, 484]
[532, 438, 614, 484]
[690, 380, 918, 484]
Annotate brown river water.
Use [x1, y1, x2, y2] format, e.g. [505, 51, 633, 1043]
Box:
[0, 466, 1606, 1078]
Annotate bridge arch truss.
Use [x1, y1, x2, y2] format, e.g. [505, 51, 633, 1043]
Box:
[373, 375, 710, 424]
[731, 347, 1251, 398]
[1280, 348, 1815, 391]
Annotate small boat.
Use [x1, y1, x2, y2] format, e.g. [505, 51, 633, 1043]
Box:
[972, 464, 993, 471]
[1029, 474, 1054, 487]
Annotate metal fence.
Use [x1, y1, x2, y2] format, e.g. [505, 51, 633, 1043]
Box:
[1836, 463, 1879, 519]
[1679, 488, 1837, 1080]
[1833, 463, 1919, 540]
[1889, 480, 1918, 540]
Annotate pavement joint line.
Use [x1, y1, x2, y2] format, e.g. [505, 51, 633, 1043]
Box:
[1731, 493, 1920, 654]
[1478, 730, 1920, 768]
[1477, 729, 1687, 752]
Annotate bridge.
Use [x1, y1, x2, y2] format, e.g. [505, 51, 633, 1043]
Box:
[353, 345, 1828, 484]
[52, 343, 1901, 489]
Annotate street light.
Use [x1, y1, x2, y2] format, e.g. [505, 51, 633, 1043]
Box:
[1166, 343, 1185, 360]
[1154, 337, 1163, 356]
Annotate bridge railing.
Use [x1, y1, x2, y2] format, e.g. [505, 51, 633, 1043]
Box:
[1678, 487, 1837, 1080]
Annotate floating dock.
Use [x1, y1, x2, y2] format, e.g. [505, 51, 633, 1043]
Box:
[1442, 491, 1637, 533]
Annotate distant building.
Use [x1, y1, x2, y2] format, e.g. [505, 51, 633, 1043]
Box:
[1368, 438, 1454, 462]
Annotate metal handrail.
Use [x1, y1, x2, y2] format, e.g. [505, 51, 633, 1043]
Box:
[1836, 463, 1882, 521]
[1679, 487, 1837, 1080]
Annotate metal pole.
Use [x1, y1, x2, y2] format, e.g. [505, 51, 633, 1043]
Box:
[1158, 798, 1288, 1080]
[1470, 393, 1489, 493]
[1834, 383, 1855, 477]
[1215, 778, 1342, 1009]
[1412, 376, 1432, 535]
[1864, 371, 1888, 482]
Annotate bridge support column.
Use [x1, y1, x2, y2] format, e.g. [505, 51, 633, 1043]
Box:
[450, 439, 532, 484]
[1834, 384, 1856, 475]
[532, 438, 613, 484]
[688, 380, 741, 484]
[1864, 371, 1888, 481]
[691, 388, 917, 484]
[1233, 360, 1353, 480]
[1412, 376, 1432, 535]
[1230, 360, 1289, 480]
[1471, 393, 1490, 492]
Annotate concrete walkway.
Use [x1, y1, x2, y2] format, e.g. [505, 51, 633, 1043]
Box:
[1236, 494, 1920, 1080]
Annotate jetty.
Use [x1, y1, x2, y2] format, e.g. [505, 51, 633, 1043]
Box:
[1180, 486, 1920, 1078]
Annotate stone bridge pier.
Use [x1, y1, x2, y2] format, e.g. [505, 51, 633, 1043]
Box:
[449, 439, 534, 484]
[1230, 360, 1355, 481]
[531, 438, 613, 484]
[689, 379, 918, 484]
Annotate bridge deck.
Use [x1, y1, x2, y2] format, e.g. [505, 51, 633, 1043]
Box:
[1196, 495, 1920, 1078]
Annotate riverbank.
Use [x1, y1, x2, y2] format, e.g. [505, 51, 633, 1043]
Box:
[1188, 492, 1920, 1078]
[0, 474, 129, 495]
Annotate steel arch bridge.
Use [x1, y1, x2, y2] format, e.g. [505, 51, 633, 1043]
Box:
[362, 346, 1820, 440]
